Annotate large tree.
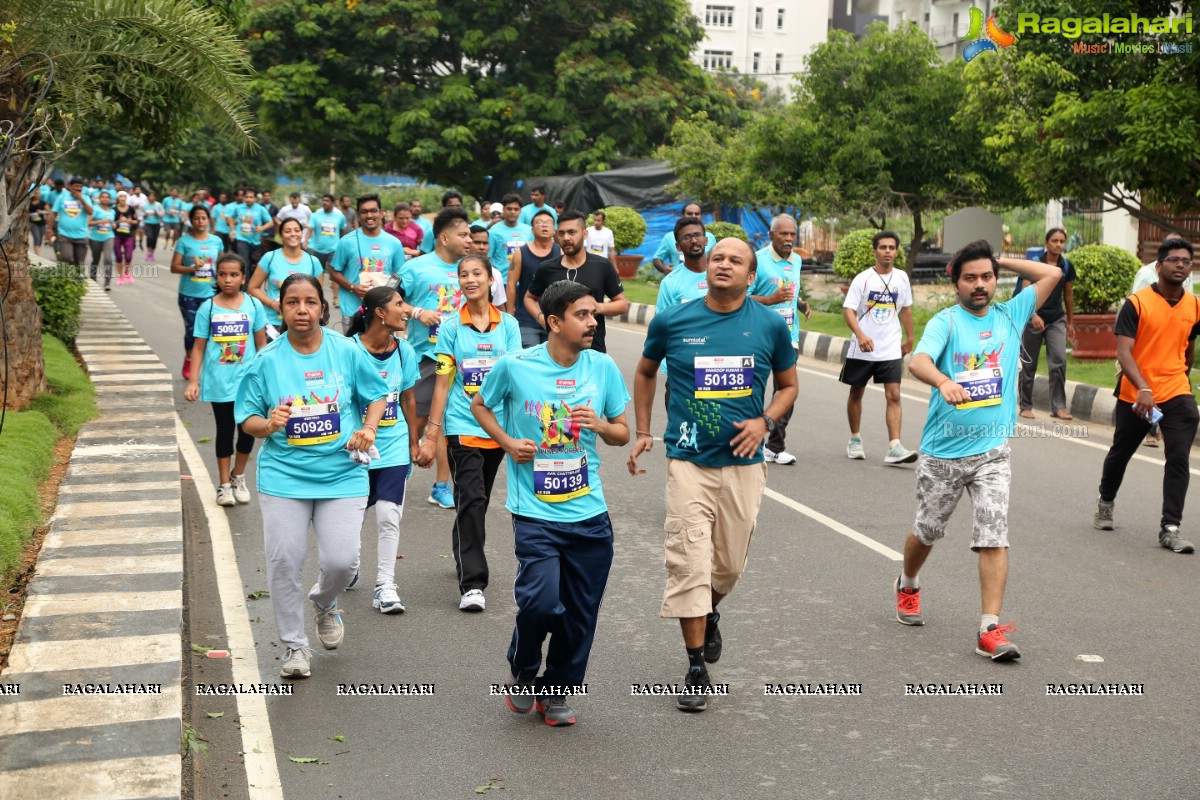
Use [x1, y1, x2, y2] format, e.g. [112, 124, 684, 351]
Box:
[245, 0, 740, 193]
[961, 0, 1200, 233]
[0, 0, 253, 410]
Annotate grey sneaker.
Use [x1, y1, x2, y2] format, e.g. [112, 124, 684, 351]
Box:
[503, 676, 536, 714]
[314, 600, 344, 650]
[280, 646, 312, 679]
[847, 437, 865, 460]
[1094, 499, 1115, 530]
[884, 443, 918, 465]
[1159, 525, 1195, 554]
[894, 577, 924, 626]
[676, 666, 711, 713]
[231, 474, 251, 504]
[215, 483, 236, 507]
[536, 694, 577, 726]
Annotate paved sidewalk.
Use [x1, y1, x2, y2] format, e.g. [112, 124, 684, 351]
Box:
[0, 284, 183, 799]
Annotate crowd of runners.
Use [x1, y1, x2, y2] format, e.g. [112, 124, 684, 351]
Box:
[27, 176, 1199, 727]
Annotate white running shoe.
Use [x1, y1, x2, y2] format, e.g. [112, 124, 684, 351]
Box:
[884, 443, 918, 465]
[765, 448, 797, 465]
[216, 484, 236, 507]
[459, 589, 486, 612]
[231, 474, 251, 504]
[314, 600, 344, 650]
[280, 646, 312, 678]
[846, 437, 865, 460]
[373, 582, 406, 614]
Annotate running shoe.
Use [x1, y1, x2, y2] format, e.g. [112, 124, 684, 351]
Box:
[1093, 498, 1114, 531]
[894, 577, 923, 625]
[280, 646, 312, 679]
[314, 599, 344, 650]
[536, 695, 576, 726]
[676, 666, 711, 712]
[345, 570, 359, 591]
[182, 358, 191, 381]
[976, 623, 1021, 661]
[373, 582, 406, 614]
[428, 481, 455, 509]
[704, 611, 722, 663]
[459, 589, 485, 612]
[504, 677, 535, 714]
[1159, 525, 1195, 554]
[231, 475, 251, 504]
[846, 437, 865, 460]
[216, 483, 236, 507]
[764, 448, 797, 465]
[1143, 432, 1161, 448]
[884, 443, 918, 465]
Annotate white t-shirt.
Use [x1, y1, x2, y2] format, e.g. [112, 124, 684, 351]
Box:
[585, 226, 615, 259]
[843, 267, 913, 362]
[277, 203, 313, 228]
[126, 193, 148, 212]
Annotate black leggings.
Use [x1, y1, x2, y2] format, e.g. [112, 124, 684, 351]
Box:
[212, 401, 254, 459]
[145, 223, 161, 252]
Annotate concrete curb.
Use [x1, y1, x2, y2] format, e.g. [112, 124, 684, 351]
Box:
[0, 285, 183, 798]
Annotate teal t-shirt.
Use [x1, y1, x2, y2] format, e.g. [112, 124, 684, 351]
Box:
[163, 197, 184, 223]
[235, 330, 390, 499]
[308, 209, 347, 255]
[486, 222, 533, 282]
[916, 289, 1038, 459]
[52, 194, 90, 239]
[212, 203, 231, 234]
[750, 246, 803, 345]
[143, 202, 163, 225]
[174, 235, 221, 298]
[399, 252, 462, 362]
[478, 346, 629, 523]
[88, 207, 115, 242]
[193, 294, 267, 402]
[256, 249, 324, 327]
[654, 230, 716, 270]
[656, 266, 709, 311]
[416, 217, 434, 253]
[517, 204, 558, 227]
[434, 310, 522, 437]
[330, 229, 406, 315]
[352, 334, 420, 468]
[232, 203, 271, 245]
[643, 298, 796, 468]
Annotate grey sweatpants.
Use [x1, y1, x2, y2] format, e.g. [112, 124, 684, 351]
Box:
[259, 493, 366, 650]
[1018, 316, 1067, 414]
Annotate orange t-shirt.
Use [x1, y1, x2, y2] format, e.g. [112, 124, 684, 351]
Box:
[1117, 286, 1200, 404]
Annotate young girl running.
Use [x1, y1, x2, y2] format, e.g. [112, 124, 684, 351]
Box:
[184, 253, 268, 507]
[247, 217, 323, 342]
[417, 254, 521, 611]
[345, 287, 421, 614]
[235, 274, 390, 678]
[171, 205, 220, 380]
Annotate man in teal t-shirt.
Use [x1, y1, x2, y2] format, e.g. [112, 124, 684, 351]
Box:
[329, 194, 405, 326]
[487, 193, 533, 282]
[49, 178, 93, 266]
[629, 236, 797, 713]
[894, 239, 1060, 663]
[473, 280, 630, 726]
[516, 185, 557, 228]
[230, 193, 273, 266]
[651, 202, 716, 275]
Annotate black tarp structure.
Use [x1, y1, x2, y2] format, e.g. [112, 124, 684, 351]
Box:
[485, 160, 678, 212]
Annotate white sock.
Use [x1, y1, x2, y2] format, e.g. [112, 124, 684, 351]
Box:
[889, 439, 901, 448]
[980, 613, 999, 634]
[850, 432, 861, 440]
[899, 574, 918, 590]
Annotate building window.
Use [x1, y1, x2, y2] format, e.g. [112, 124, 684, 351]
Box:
[755, 6, 763, 29]
[777, 8, 785, 29]
[752, 52, 761, 73]
[702, 50, 734, 71]
[704, 5, 735, 27]
[775, 52, 783, 73]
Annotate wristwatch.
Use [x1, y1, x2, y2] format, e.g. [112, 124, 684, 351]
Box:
[762, 414, 776, 433]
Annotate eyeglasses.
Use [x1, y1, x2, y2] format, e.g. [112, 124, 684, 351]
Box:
[1162, 257, 1193, 267]
[678, 233, 707, 242]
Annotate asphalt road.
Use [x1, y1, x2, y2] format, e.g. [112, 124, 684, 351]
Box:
[105, 261, 1199, 800]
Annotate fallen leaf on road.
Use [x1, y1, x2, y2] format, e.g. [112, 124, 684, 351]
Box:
[289, 756, 319, 764]
[206, 711, 224, 719]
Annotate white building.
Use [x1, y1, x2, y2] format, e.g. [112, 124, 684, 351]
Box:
[688, 1, 828, 95]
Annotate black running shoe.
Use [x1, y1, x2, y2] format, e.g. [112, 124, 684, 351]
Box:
[676, 666, 711, 713]
[704, 611, 722, 663]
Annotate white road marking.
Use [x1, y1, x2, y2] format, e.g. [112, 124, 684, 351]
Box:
[764, 488, 903, 561]
[175, 416, 284, 800]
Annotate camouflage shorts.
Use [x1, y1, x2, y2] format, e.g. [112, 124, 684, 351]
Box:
[913, 444, 1011, 550]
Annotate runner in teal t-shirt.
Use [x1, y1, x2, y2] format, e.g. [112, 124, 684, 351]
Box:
[895, 240, 1061, 664]
[184, 253, 267, 508]
[248, 218, 324, 335]
[487, 194, 533, 282]
[329, 195, 405, 324]
[85, 191, 116, 289]
[473, 280, 629, 724]
[516, 186, 558, 227]
[651, 202, 715, 275]
[171, 206, 221, 379]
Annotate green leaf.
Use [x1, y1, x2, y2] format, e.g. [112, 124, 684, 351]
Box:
[191, 643, 212, 654]
[289, 756, 319, 764]
[331, 735, 346, 743]
[206, 711, 224, 719]
[198, 437, 212, 444]
[247, 590, 269, 599]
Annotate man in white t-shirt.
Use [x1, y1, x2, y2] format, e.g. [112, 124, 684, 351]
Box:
[841, 231, 918, 465]
[276, 192, 313, 228]
[126, 186, 148, 250]
[585, 210, 616, 259]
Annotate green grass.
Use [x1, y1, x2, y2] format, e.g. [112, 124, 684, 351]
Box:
[0, 336, 97, 582]
[800, 310, 933, 343]
[621, 279, 660, 307]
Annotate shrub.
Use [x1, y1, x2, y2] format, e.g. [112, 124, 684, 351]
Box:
[31, 263, 88, 346]
[832, 229, 907, 280]
[593, 206, 645, 253]
[705, 221, 749, 243]
[1069, 244, 1141, 314]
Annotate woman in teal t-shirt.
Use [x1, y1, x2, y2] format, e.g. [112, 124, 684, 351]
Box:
[234, 274, 389, 679]
[86, 191, 116, 291]
[247, 217, 323, 340]
[171, 205, 220, 380]
[184, 252, 268, 508]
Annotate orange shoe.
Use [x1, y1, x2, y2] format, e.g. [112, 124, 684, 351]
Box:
[976, 623, 1021, 661]
[894, 577, 923, 626]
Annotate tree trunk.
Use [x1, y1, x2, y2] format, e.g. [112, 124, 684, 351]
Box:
[907, 206, 924, 275]
[1, 153, 46, 411]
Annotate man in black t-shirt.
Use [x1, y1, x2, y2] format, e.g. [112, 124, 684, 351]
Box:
[525, 210, 628, 353]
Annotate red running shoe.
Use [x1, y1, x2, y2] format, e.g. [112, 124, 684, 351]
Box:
[894, 577, 923, 626]
[976, 623, 1021, 661]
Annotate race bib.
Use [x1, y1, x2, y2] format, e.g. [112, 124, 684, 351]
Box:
[64, 201, 81, 218]
[210, 312, 250, 343]
[694, 356, 753, 399]
[191, 257, 215, 282]
[320, 222, 337, 236]
[286, 401, 341, 445]
[427, 312, 453, 344]
[776, 307, 795, 330]
[461, 357, 496, 395]
[116, 221, 131, 234]
[98, 221, 112, 235]
[534, 455, 590, 503]
[954, 367, 1003, 409]
[364, 389, 400, 427]
[505, 240, 522, 260]
[240, 218, 253, 234]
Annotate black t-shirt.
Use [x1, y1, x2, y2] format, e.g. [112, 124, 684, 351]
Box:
[528, 253, 624, 353]
[28, 199, 45, 223]
[1015, 253, 1075, 323]
[114, 207, 139, 237]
